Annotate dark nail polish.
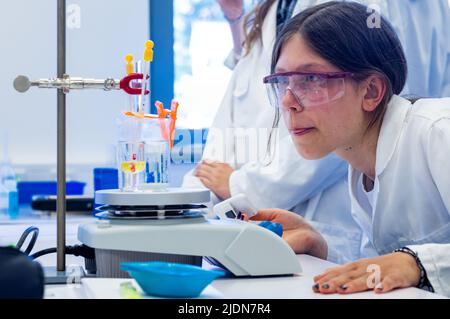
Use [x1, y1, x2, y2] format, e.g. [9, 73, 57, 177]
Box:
[322, 284, 330, 289]
[340, 285, 348, 290]
[312, 284, 320, 290]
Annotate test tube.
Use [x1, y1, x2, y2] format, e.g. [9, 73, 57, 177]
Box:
[133, 61, 143, 113]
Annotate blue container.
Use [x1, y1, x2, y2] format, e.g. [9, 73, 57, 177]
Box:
[121, 262, 225, 298]
[93, 168, 118, 191]
[93, 168, 118, 211]
[17, 181, 85, 204]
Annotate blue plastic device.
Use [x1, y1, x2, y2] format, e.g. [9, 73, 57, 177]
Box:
[258, 221, 283, 237]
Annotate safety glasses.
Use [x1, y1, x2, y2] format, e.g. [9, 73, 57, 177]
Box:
[263, 71, 354, 108]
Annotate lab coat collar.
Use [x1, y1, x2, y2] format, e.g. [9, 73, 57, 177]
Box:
[375, 95, 412, 176]
[261, 1, 304, 54]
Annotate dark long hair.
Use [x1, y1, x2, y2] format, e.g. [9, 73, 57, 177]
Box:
[243, 0, 277, 55]
[270, 1, 407, 131]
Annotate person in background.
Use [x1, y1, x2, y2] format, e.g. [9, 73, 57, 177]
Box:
[217, 0, 247, 68]
[389, 0, 450, 97]
[183, 0, 450, 264]
[256, 1, 450, 296]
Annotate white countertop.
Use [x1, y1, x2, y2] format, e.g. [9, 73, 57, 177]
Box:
[1, 211, 445, 299]
[45, 254, 445, 299]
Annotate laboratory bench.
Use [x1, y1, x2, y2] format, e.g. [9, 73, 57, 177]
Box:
[0, 208, 446, 300]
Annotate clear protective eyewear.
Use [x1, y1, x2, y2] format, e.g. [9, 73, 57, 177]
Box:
[263, 71, 354, 108]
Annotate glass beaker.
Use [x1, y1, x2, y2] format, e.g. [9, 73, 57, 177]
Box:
[139, 118, 171, 191]
[117, 141, 146, 192]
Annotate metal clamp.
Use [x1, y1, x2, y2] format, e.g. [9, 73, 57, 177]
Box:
[13, 73, 149, 95]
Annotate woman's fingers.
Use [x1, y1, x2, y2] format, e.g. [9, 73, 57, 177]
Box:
[313, 267, 339, 283]
[313, 268, 340, 284]
[330, 271, 366, 294]
[335, 275, 372, 294]
[258, 208, 291, 215]
[195, 169, 211, 180]
[195, 171, 212, 184]
[313, 267, 404, 295]
[201, 159, 218, 165]
[250, 209, 295, 222]
[313, 252, 423, 295]
[194, 163, 215, 177]
[198, 177, 211, 188]
[313, 263, 367, 294]
[375, 273, 404, 294]
[249, 209, 281, 222]
[251, 209, 305, 227]
[313, 264, 352, 283]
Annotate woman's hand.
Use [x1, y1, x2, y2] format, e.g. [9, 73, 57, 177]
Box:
[312, 252, 421, 294]
[250, 209, 328, 260]
[194, 160, 234, 200]
[217, 0, 244, 21]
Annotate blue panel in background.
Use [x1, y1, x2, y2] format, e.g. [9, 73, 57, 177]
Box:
[149, 1, 207, 168]
[149, 0, 174, 114]
[17, 181, 86, 205]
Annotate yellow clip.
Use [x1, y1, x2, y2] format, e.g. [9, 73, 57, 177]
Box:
[125, 54, 134, 75]
[144, 40, 154, 62]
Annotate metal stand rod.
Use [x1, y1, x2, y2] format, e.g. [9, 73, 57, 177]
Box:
[57, 0, 66, 272]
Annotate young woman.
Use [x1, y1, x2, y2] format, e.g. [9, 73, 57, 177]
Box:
[184, 0, 450, 265]
[255, 1, 450, 296]
[184, 0, 364, 265]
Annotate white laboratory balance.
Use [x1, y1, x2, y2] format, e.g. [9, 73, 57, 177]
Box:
[13, 0, 301, 281]
[78, 188, 302, 278]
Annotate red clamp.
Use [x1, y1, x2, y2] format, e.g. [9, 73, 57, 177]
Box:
[120, 73, 150, 95]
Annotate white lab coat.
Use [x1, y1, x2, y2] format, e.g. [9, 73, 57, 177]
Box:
[349, 95, 450, 297]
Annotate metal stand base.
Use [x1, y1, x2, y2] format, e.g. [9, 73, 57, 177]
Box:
[44, 266, 85, 285]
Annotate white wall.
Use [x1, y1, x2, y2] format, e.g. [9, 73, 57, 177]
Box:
[0, 0, 149, 166]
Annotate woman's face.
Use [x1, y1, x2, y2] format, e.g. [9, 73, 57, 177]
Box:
[275, 35, 369, 160]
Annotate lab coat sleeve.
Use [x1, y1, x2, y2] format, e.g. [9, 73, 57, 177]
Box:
[224, 49, 239, 70]
[426, 117, 450, 215]
[442, 51, 450, 97]
[408, 117, 450, 297]
[407, 244, 450, 297]
[309, 220, 361, 265]
[228, 133, 348, 210]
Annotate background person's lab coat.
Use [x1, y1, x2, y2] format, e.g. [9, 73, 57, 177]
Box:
[388, 0, 450, 97]
[348, 95, 450, 297]
[183, 0, 450, 264]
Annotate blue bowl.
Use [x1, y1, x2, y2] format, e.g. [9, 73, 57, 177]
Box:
[121, 261, 225, 298]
